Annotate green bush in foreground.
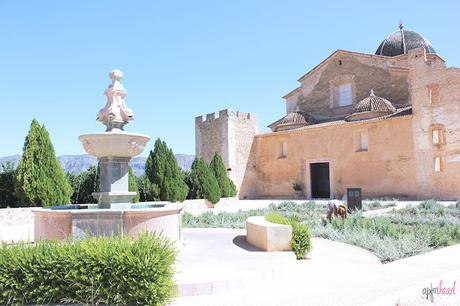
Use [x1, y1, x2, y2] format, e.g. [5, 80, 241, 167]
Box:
[0, 233, 177, 305]
[265, 213, 312, 260]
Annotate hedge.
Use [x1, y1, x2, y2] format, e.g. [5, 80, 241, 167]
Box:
[0, 233, 177, 305]
[265, 213, 312, 260]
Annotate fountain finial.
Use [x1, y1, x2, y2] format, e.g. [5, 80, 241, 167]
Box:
[97, 69, 134, 131]
[109, 69, 123, 82]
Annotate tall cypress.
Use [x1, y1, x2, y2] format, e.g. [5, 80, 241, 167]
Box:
[210, 153, 237, 197]
[187, 158, 221, 204]
[15, 119, 72, 207]
[145, 138, 188, 202]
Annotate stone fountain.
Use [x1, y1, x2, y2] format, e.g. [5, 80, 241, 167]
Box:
[80, 69, 149, 209]
[32, 70, 183, 241]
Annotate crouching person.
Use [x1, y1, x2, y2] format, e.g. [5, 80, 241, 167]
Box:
[326, 199, 347, 221]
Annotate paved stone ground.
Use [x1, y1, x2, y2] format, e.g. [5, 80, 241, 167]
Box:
[170, 228, 460, 306]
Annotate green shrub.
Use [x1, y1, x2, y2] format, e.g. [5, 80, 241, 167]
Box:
[265, 212, 290, 225]
[265, 213, 312, 260]
[290, 222, 312, 259]
[0, 233, 177, 305]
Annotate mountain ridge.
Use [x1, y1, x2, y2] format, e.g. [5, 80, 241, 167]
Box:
[0, 154, 195, 176]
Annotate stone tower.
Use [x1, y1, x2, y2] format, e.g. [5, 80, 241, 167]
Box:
[195, 109, 258, 198]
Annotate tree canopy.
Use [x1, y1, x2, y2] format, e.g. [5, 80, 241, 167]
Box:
[15, 119, 72, 207]
[0, 161, 18, 208]
[186, 158, 221, 204]
[210, 153, 237, 198]
[145, 139, 188, 202]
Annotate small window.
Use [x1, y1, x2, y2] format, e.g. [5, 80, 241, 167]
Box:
[428, 84, 440, 104]
[355, 131, 368, 152]
[431, 125, 445, 146]
[338, 84, 352, 107]
[432, 129, 440, 144]
[434, 156, 442, 172]
[278, 141, 287, 158]
[360, 132, 368, 151]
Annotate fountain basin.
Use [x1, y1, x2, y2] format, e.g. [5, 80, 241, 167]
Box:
[79, 131, 150, 158]
[32, 203, 183, 241]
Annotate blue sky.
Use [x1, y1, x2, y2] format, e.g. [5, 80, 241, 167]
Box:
[1, 0, 459, 157]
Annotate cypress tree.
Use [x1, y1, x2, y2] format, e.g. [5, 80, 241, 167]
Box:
[137, 175, 160, 202]
[15, 119, 72, 207]
[210, 153, 237, 197]
[128, 167, 140, 203]
[145, 138, 188, 202]
[187, 158, 221, 204]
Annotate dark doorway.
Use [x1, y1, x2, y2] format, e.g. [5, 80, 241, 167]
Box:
[310, 162, 330, 199]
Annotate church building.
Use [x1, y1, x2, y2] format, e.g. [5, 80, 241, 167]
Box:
[195, 25, 460, 200]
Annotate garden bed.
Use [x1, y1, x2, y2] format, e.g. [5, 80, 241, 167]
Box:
[182, 200, 460, 263]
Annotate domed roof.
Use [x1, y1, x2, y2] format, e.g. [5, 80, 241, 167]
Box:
[346, 90, 396, 121]
[272, 109, 314, 131]
[376, 24, 435, 57]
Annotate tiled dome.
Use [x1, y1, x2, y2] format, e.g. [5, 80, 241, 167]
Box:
[346, 90, 396, 121]
[376, 24, 436, 57]
[274, 109, 313, 131]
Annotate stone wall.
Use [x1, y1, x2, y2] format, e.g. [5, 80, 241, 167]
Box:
[254, 115, 418, 199]
[284, 51, 410, 117]
[409, 48, 460, 200]
[0, 207, 34, 242]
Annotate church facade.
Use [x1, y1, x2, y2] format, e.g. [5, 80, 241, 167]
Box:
[195, 26, 460, 200]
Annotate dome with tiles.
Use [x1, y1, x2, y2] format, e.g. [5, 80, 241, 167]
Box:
[375, 23, 436, 57]
[274, 109, 313, 132]
[346, 90, 396, 121]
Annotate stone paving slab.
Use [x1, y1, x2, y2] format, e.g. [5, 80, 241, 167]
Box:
[171, 228, 460, 306]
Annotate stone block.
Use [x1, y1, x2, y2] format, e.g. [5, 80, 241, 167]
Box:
[246, 216, 292, 251]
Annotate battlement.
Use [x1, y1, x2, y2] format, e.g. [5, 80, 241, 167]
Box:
[195, 109, 258, 126]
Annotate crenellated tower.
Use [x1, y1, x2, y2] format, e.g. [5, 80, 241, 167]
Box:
[195, 109, 259, 198]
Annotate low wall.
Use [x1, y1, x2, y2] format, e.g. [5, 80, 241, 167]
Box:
[0, 207, 34, 242]
[246, 216, 292, 251]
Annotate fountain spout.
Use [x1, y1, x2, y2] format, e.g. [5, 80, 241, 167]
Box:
[97, 69, 134, 132]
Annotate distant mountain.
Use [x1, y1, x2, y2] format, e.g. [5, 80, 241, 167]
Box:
[0, 154, 195, 176]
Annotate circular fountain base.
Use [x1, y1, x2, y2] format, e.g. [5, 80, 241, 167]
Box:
[32, 203, 183, 241]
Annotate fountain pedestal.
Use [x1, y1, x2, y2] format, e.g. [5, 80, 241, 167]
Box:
[93, 157, 134, 209]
